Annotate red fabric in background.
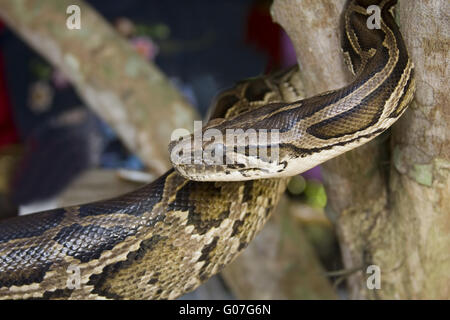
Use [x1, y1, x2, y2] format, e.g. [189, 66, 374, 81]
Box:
[0, 21, 19, 149]
[245, 0, 283, 73]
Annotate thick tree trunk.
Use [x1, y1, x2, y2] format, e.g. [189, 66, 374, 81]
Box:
[372, 0, 450, 299]
[273, 0, 450, 299]
[0, 0, 198, 174]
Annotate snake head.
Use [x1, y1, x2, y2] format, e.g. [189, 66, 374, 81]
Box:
[168, 116, 288, 181]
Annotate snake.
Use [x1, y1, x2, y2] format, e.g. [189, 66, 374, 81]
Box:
[0, 0, 415, 299]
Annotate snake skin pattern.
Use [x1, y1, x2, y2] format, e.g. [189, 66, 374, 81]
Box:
[0, 0, 415, 299]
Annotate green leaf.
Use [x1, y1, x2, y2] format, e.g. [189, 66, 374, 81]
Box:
[304, 180, 327, 209]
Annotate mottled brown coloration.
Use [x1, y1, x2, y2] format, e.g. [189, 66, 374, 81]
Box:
[0, 67, 295, 300]
[0, 0, 414, 299]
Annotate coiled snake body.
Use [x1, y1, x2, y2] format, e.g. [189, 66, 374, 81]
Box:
[0, 0, 415, 299]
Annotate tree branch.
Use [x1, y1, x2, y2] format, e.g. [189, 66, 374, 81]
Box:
[273, 0, 450, 298]
[0, 0, 198, 174]
[272, 0, 389, 298]
[371, 0, 450, 299]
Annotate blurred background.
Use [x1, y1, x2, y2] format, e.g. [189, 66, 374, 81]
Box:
[0, 0, 342, 299]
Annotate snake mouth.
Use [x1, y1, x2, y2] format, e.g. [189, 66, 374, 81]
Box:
[169, 135, 287, 181]
[173, 163, 262, 181]
[172, 156, 288, 182]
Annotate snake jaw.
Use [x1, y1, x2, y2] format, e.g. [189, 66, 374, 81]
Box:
[173, 162, 286, 182]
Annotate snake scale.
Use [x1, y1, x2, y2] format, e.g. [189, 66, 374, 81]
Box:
[0, 0, 415, 299]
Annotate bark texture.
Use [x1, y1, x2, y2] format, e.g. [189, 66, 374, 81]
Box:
[0, 0, 198, 174]
[273, 0, 450, 299]
[377, 0, 450, 299]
